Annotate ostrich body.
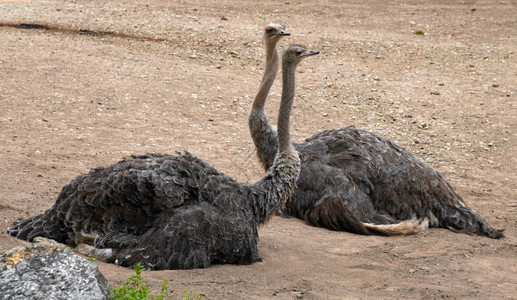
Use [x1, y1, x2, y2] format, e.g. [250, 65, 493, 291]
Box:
[8, 45, 318, 269]
[248, 28, 503, 238]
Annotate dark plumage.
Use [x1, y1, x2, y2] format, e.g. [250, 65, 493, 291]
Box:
[8, 44, 319, 269]
[249, 26, 503, 238]
[289, 128, 503, 238]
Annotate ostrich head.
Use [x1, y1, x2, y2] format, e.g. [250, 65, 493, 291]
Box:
[263, 23, 290, 43]
[282, 44, 320, 66]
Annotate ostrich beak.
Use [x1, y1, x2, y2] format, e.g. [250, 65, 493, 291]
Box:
[302, 49, 320, 57]
[278, 30, 291, 36]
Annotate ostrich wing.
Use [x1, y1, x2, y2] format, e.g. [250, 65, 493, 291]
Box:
[9, 152, 236, 243]
[292, 126, 502, 238]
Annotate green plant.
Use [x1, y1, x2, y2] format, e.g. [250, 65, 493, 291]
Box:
[183, 289, 203, 300]
[109, 264, 203, 300]
[109, 264, 169, 300]
[155, 278, 169, 300]
[414, 30, 425, 35]
[87, 256, 96, 262]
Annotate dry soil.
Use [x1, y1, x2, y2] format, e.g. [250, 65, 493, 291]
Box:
[1, 0, 516, 299]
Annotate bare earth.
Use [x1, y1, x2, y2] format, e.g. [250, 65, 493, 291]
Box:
[1, 0, 516, 299]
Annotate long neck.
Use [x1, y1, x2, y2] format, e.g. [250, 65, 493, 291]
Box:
[248, 39, 280, 171]
[252, 40, 280, 110]
[277, 60, 296, 152]
[250, 58, 301, 224]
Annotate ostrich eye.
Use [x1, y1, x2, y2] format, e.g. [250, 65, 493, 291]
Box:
[266, 28, 274, 33]
[296, 49, 303, 55]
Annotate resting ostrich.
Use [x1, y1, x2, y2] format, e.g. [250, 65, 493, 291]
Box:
[250, 25, 426, 235]
[8, 45, 319, 269]
[249, 30, 503, 238]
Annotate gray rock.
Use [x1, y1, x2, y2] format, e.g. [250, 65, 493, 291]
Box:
[0, 237, 111, 300]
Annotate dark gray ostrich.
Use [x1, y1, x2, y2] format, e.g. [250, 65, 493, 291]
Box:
[8, 44, 320, 269]
[250, 25, 426, 235]
[249, 31, 503, 238]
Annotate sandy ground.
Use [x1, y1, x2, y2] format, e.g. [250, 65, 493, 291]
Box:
[1, 0, 516, 298]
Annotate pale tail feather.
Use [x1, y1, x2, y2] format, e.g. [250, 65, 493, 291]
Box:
[363, 217, 429, 236]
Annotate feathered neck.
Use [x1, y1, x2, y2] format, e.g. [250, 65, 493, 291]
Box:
[248, 38, 281, 171]
[250, 50, 301, 224]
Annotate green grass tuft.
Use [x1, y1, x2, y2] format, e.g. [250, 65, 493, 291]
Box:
[183, 290, 203, 300]
[109, 264, 168, 300]
[414, 30, 425, 35]
[109, 264, 203, 299]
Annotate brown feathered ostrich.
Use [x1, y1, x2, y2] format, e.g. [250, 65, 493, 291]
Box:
[8, 44, 320, 269]
[249, 25, 503, 238]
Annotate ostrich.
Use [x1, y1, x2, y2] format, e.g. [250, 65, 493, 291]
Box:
[249, 31, 503, 238]
[8, 44, 320, 269]
[249, 24, 422, 235]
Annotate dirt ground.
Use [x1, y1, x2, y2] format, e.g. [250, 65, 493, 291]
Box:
[1, 0, 516, 298]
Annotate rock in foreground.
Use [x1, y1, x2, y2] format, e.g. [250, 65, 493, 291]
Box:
[0, 237, 110, 299]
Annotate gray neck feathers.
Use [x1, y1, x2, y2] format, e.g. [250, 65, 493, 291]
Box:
[277, 61, 296, 152]
[251, 53, 301, 224]
[251, 40, 279, 110]
[249, 39, 281, 171]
